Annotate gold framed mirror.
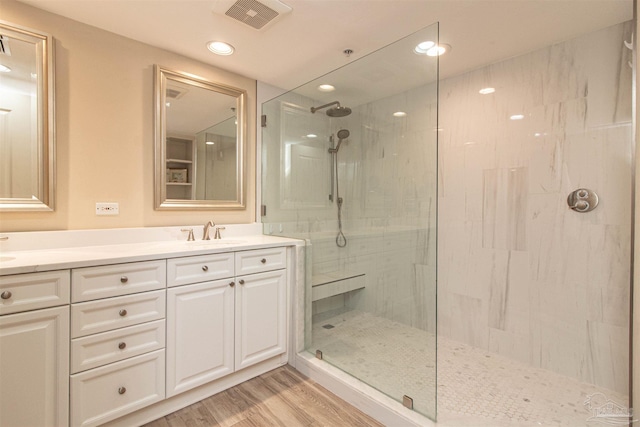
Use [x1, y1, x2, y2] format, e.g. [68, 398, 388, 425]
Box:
[154, 65, 246, 210]
[0, 21, 55, 211]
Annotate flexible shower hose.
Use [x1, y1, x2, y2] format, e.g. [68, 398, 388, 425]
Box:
[334, 154, 347, 248]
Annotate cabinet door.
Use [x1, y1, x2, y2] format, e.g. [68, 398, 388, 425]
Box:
[235, 270, 286, 370]
[0, 306, 69, 427]
[166, 279, 234, 397]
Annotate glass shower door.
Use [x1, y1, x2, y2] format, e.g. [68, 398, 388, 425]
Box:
[261, 22, 439, 420]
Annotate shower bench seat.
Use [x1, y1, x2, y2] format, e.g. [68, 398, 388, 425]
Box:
[311, 272, 365, 301]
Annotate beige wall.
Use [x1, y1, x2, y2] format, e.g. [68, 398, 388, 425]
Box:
[0, 0, 257, 232]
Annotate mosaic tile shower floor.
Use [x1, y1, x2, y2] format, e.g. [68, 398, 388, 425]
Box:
[312, 310, 629, 426]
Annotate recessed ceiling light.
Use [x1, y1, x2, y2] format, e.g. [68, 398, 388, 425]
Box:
[166, 102, 171, 107]
[479, 87, 495, 95]
[414, 41, 435, 55]
[426, 44, 451, 57]
[306, 134, 317, 138]
[31, 73, 38, 79]
[393, 111, 407, 117]
[318, 84, 335, 92]
[0, 64, 11, 73]
[207, 41, 235, 56]
[205, 141, 215, 145]
[510, 114, 525, 120]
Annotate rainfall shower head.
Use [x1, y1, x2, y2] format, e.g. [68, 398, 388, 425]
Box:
[311, 101, 352, 117]
[327, 105, 352, 117]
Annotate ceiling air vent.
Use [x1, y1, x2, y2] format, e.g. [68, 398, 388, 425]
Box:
[213, 0, 291, 31]
[166, 88, 184, 99]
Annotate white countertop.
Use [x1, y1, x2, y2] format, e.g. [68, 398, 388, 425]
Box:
[0, 231, 303, 276]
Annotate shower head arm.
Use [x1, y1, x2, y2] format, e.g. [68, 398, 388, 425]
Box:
[311, 101, 341, 114]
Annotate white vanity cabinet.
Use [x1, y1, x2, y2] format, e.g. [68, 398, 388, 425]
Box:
[0, 271, 70, 427]
[69, 261, 167, 427]
[0, 235, 295, 427]
[166, 248, 287, 398]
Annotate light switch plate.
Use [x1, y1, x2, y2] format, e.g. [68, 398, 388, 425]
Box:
[96, 202, 119, 215]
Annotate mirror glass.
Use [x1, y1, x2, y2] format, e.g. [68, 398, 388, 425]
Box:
[155, 66, 246, 210]
[0, 22, 54, 211]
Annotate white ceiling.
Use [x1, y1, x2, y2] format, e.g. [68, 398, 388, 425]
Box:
[18, 0, 634, 91]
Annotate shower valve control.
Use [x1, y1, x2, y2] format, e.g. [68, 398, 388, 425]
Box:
[567, 188, 598, 213]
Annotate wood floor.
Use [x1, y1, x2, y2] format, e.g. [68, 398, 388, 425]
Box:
[143, 365, 384, 427]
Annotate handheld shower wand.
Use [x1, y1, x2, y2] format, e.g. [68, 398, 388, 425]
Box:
[328, 129, 350, 248]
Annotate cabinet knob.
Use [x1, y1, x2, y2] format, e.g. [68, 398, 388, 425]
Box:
[118, 342, 126, 350]
[120, 276, 128, 283]
[261, 258, 267, 264]
[119, 309, 127, 317]
[0, 291, 11, 300]
[118, 387, 127, 395]
[239, 279, 245, 285]
[229, 281, 235, 287]
[202, 265, 209, 272]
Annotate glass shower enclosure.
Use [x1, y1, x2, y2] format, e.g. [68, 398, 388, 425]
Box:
[261, 23, 440, 420]
[262, 12, 633, 426]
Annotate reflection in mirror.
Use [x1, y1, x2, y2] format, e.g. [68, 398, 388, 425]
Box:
[154, 65, 246, 210]
[0, 22, 54, 211]
[195, 115, 237, 200]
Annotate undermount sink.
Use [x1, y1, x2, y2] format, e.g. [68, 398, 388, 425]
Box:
[184, 240, 247, 247]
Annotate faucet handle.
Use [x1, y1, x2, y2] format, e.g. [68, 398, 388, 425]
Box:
[181, 228, 195, 241]
[214, 226, 226, 240]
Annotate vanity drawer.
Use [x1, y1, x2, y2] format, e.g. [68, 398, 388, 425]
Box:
[70, 349, 165, 427]
[0, 270, 70, 315]
[167, 253, 234, 287]
[72, 260, 166, 303]
[71, 290, 165, 338]
[235, 247, 286, 276]
[71, 319, 165, 374]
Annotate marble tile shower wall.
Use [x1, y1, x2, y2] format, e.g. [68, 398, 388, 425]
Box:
[262, 81, 438, 333]
[263, 21, 632, 393]
[438, 21, 633, 393]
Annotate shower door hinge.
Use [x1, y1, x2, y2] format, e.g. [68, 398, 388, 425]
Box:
[261, 114, 267, 128]
[315, 350, 323, 360]
[261, 205, 267, 216]
[403, 395, 414, 410]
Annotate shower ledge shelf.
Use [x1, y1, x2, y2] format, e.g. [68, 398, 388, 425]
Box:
[312, 271, 365, 301]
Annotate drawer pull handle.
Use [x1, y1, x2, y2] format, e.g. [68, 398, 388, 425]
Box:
[119, 309, 127, 317]
[239, 279, 245, 285]
[0, 291, 11, 300]
[261, 258, 267, 264]
[229, 281, 235, 287]
[120, 276, 128, 283]
[202, 265, 209, 272]
[118, 342, 126, 350]
[118, 387, 127, 395]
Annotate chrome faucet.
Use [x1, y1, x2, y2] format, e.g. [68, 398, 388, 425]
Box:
[203, 220, 215, 240]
